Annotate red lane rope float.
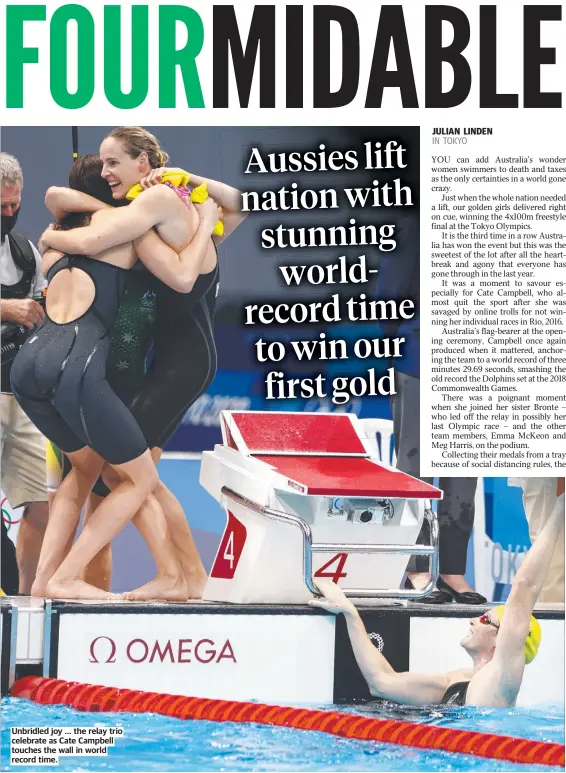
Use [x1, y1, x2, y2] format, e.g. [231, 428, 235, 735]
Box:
[12, 677, 564, 767]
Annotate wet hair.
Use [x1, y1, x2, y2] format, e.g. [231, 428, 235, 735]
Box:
[104, 126, 169, 169]
[69, 154, 115, 205]
[55, 155, 122, 231]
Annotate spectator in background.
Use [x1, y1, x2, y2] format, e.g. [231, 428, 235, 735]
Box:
[509, 477, 564, 603]
[0, 152, 49, 594]
[376, 215, 484, 604]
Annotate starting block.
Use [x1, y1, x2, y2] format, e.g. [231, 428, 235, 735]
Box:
[200, 411, 442, 604]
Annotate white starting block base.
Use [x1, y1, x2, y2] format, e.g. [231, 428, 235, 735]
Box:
[201, 411, 443, 604]
[2, 598, 563, 708]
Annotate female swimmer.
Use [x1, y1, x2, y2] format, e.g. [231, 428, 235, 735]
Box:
[45, 127, 247, 600]
[12, 154, 220, 600]
[44, 156, 157, 592]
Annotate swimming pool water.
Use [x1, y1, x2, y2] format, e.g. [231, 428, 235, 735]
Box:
[1, 697, 564, 772]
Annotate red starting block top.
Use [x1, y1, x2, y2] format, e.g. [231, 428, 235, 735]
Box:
[226, 412, 366, 455]
[221, 411, 442, 499]
[256, 455, 442, 499]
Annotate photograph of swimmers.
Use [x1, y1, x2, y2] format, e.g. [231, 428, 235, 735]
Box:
[1, 125, 420, 600]
[9, 128, 247, 600]
[4, 127, 559, 611]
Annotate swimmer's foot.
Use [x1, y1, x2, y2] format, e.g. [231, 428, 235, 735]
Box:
[121, 575, 189, 602]
[31, 577, 49, 597]
[45, 577, 117, 601]
[185, 569, 207, 600]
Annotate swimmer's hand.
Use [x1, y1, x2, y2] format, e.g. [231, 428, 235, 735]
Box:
[308, 579, 358, 617]
[195, 197, 222, 234]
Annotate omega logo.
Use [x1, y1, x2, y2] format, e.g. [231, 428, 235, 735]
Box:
[88, 636, 236, 665]
[89, 636, 117, 663]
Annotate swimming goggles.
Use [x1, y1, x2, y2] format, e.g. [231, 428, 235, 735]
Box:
[479, 612, 499, 630]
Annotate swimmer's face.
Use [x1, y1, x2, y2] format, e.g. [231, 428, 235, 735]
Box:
[100, 138, 151, 199]
[460, 611, 499, 655]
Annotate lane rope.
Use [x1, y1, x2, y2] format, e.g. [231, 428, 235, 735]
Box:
[11, 677, 564, 767]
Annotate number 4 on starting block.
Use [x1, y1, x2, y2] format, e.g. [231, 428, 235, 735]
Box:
[314, 553, 349, 584]
[210, 512, 247, 579]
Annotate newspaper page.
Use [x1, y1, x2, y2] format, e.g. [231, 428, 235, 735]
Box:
[1, 2, 564, 772]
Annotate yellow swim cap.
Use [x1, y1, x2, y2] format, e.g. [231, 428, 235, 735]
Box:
[495, 605, 542, 664]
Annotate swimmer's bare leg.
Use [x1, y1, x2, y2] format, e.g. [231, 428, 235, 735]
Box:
[98, 463, 188, 601]
[82, 492, 113, 591]
[16, 501, 49, 594]
[32, 447, 104, 597]
[122, 494, 188, 601]
[150, 448, 207, 599]
[117, 449, 207, 600]
[45, 450, 158, 600]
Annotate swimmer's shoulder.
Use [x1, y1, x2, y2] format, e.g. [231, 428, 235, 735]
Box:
[42, 248, 65, 277]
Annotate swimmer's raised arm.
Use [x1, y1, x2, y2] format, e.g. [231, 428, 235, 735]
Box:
[310, 580, 452, 706]
[134, 198, 220, 293]
[45, 187, 110, 221]
[495, 491, 563, 657]
[42, 186, 172, 255]
[468, 492, 564, 704]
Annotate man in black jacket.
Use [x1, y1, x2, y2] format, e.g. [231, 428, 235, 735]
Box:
[1, 152, 49, 594]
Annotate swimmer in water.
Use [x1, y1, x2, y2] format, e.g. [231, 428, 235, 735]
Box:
[311, 480, 564, 707]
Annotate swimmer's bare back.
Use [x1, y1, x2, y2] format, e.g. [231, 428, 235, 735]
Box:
[44, 210, 138, 325]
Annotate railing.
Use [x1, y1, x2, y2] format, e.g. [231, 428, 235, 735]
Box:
[221, 487, 439, 599]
